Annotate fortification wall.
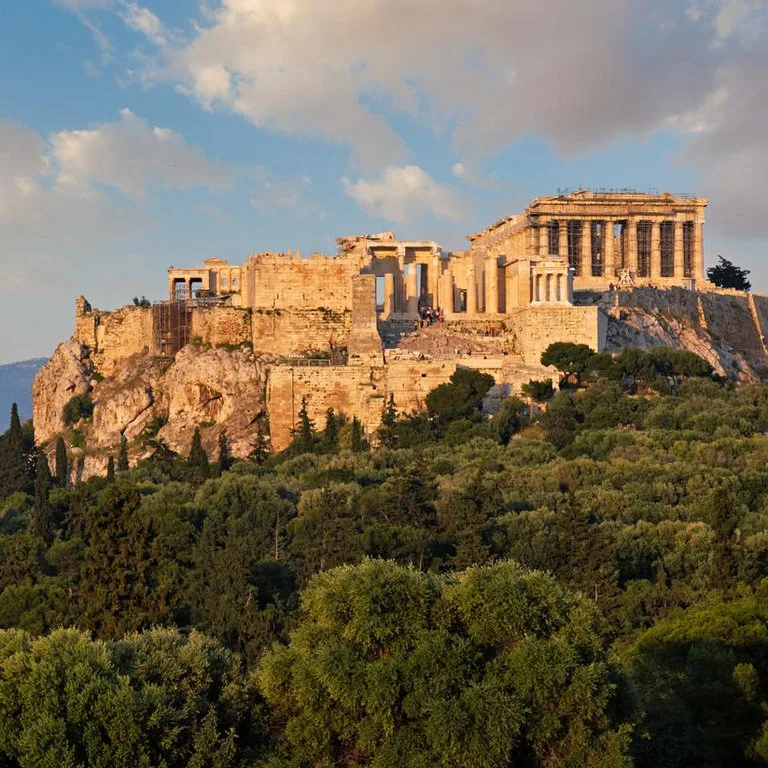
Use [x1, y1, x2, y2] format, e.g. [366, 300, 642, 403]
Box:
[507, 305, 607, 363]
[267, 359, 458, 450]
[190, 307, 252, 348]
[252, 308, 353, 355]
[246, 254, 356, 311]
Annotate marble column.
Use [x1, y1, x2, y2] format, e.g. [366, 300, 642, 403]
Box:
[439, 269, 454, 313]
[405, 265, 419, 317]
[430, 256, 440, 307]
[694, 221, 705, 280]
[539, 223, 549, 257]
[466, 268, 477, 315]
[383, 273, 395, 318]
[558, 221, 568, 260]
[485, 256, 499, 314]
[582, 220, 592, 278]
[627, 220, 638, 275]
[651, 222, 661, 279]
[674, 221, 684, 279]
[604, 221, 615, 278]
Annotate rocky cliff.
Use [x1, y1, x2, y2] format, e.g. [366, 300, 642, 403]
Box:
[33, 342, 268, 480]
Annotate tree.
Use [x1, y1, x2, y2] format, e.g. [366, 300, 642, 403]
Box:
[0, 627, 262, 767]
[54, 437, 68, 488]
[132, 295, 152, 308]
[250, 420, 271, 464]
[321, 408, 339, 452]
[0, 404, 29, 499]
[217, 430, 232, 474]
[62, 393, 93, 426]
[106, 456, 115, 483]
[117, 435, 129, 472]
[292, 397, 315, 454]
[541, 342, 597, 386]
[188, 427, 209, 482]
[29, 456, 53, 544]
[259, 560, 635, 768]
[350, 416, 365, 452]
[707, 255, 751, 291]
[426, 369, 495, 428]
[522, 378, 554, 403]
[493, 396, 527, 445]
[377, 394, 399, 447]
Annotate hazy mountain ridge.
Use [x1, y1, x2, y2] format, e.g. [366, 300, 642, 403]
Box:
[0, 358, 48, 429]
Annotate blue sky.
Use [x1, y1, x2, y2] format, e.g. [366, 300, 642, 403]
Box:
[2, 0, 768, 363]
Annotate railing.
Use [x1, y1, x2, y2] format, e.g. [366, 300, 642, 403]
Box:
[278, 357, 344, 367]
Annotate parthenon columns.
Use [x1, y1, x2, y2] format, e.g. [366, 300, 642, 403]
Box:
[627, 220, 638, 274]
[673, 221, 684, 277]
[439, 269, 455, 312]
[382, 273, 396, 317]
[558, 221, 568, 260]
[582, 221, 592, 278]
[604, 221, 615, 277]
[694, 222, 704, 280]
[650, 222, 661, 279]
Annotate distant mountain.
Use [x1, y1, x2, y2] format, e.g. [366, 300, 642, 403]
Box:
[0, 358, 48, 431]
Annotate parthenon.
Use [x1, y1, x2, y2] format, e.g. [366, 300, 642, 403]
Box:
[468, 190, 708, 292]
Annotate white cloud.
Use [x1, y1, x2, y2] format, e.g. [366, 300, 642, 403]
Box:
[119, 1, 166, 44]
[451, 162, 465, 179]
[342, 165, 466, 223]
[49, 108, 232, 200]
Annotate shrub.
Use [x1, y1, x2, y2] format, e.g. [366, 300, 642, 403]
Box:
[62, 393, 93, 426]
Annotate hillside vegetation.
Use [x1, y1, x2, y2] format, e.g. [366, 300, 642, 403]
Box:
[1, 345, 768, 766]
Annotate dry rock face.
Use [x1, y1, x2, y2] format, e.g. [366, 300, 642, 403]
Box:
[33, 344, 267, 472]
[32, 341, 92, 444]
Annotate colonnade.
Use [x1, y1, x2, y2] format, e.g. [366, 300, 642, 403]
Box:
[540, 218, 704, 281]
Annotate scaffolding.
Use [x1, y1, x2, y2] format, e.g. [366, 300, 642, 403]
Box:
[153, 301, 192, 357]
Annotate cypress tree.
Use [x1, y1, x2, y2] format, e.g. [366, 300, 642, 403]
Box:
[250, 420, 271, 465]
[293, 397, 315, 454]
[117, 435, 129, 472]
[30, 454, 53, 544]
[322, 408, 339, 452]
[217, 430, 232, 474]
[55, 437, 68, 488]
[0, 403, 29, 498]
[106, 456, 116, 483]
[351, 417, 364, 452]
[188, 428, 209, 480]
[377, 394, 398, 447]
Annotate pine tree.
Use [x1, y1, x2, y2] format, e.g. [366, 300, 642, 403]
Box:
[351, 417, 364, 452]
[322, 408, 339, 452]
[106, 456, 116, 483]
[293, 397, 315, 454]
[0, 403, 29, 498]
[30, 454, 53, 544]
[377, 394, 398, 448]
[250, 420, 271, 465]
[188, 428, 209, 481]
[55, 437, 68, 488]
[117, 435, 129, 472]
[217, 430, 232, 474]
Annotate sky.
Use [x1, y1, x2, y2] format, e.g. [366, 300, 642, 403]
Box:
[2, 0, 768, 363]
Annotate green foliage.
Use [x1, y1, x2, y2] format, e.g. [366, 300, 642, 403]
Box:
[188, 427, 209, 482]
[426, 368, 495, 428]
[117, 434, 129, 472]
[522, 378, 554, 402]
[0, 404, 32, 498]
[707, 255, 752, 291]
[54, 437, 68, 488]
[0, 627, 262, 767]
[217, 429, 232, 474]
[259, 559, 635, 767]
[62, 392, 93, 426]
[541, 341, 597, 383]
[132, 295, 152, 307]
[291, 396, 316, 455]
[29, 456, 53, 545]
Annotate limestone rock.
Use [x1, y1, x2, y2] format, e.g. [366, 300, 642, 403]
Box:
[32, 341, 91, 444]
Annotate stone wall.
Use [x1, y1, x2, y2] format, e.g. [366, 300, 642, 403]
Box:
[246, 253, 356, 311]
[190, 306, 252, 348]
[252, 308, 353, 356]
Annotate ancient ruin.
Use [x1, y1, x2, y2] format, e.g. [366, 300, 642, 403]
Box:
[36, 188, 767, 476]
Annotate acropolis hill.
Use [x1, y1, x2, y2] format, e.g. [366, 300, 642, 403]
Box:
[32, 190, 768, 478]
